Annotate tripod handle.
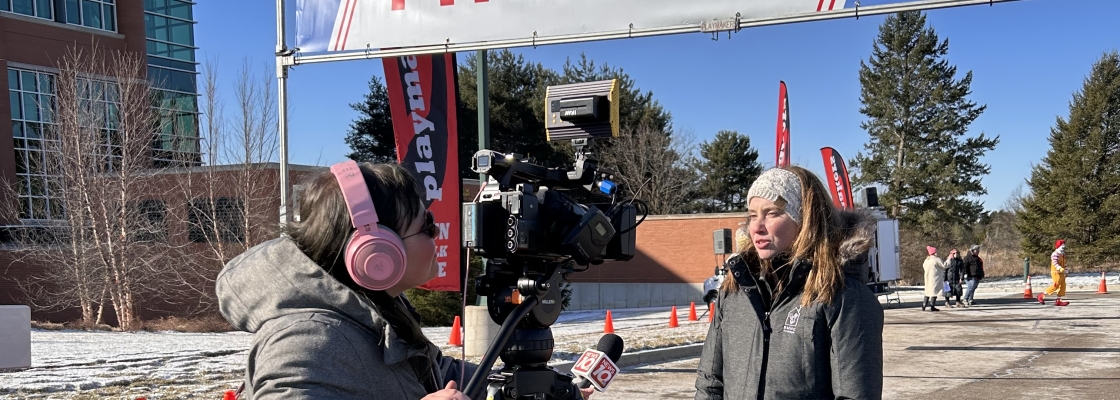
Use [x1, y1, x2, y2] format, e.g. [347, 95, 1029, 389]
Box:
[463, 296, 540, 400]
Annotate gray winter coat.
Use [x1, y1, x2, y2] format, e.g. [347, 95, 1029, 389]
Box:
[216, 238, 476, 399]
[695, 211, 884, 400]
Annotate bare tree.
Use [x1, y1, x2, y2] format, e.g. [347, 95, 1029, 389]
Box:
[599, 125, 700, 214]
[2, 46, 191, 329]
[167, 59, 280, 311]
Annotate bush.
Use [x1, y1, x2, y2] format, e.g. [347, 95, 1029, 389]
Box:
[140, 315, 235, 333]
[404, 255, 483, 327]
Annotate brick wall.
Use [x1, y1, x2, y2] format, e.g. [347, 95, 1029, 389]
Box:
[570, 213, 747, 284]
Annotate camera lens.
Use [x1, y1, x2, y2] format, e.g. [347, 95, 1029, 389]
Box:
[507, 228, 516, 238]
[506, 240, 516, 252]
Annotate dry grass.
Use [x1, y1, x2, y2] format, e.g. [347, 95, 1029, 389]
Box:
[31, 320, 113, 331]
[141, 315, 235, 333]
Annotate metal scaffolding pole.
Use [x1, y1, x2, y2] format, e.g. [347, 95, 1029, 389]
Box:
[276, 0, 291, 229]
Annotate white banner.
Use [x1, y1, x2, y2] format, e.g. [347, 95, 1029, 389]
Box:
[295, 0, 848, 53]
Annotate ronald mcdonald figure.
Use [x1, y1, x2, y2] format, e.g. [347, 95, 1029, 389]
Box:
[1038, 239, 1069, 306]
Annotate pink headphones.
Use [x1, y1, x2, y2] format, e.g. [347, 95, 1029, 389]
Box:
[330, 160, 406, 291]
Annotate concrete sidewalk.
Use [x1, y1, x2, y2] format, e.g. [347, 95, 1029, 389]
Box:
[596, 290, 1120, 399]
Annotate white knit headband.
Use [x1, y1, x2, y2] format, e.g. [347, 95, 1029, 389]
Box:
[747, 168, 803, 224]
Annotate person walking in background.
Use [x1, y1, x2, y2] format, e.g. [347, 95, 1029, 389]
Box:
[962, 245, 985, 306]
[1039, 240, 1070, 306]
[943, 249, 965, 307]
[922, 246, 945, 312]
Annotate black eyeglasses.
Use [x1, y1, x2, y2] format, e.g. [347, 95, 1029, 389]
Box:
[402, 210, 438, 240]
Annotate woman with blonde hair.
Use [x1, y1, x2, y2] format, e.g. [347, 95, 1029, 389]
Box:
[695, 166, 884, 400]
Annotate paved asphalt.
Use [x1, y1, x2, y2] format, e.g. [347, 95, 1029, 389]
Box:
[597, 290, 1120, 400]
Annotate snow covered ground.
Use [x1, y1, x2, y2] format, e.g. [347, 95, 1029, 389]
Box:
[3, 273, 1114, 399]
[0, 305, 710, 399]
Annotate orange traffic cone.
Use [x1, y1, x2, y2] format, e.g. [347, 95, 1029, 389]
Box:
[688, 302, 698, 321]
[604, 310, 615, 334]
[669, 306, 679, 328]
[1022, 276, 1034, 299]
[223, 390, 237, 400]
[448, 316, 463, 346]
[708, 302, 714, 323]
[1098, 271, 1108, 294]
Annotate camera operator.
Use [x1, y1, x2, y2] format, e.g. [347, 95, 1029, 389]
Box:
[216, 161, 476, 399]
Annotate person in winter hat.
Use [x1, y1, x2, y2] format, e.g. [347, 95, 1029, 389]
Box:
[943, 249, 966, 307]
[922, 246, 945, 311]
[1040, 239, 1070, 306]
[216, 161, 482, 400]
[695, 166, 884, 400]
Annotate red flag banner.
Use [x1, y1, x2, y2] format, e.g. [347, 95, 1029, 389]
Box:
[775, 81, 791, 168]
[820, 147, 855, 210]
[383, 53, 462, 291]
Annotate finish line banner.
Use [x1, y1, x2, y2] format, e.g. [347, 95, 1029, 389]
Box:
[383, 53, 462, 291]
[293, 0, 848, 53]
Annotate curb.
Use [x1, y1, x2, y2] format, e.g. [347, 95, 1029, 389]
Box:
[552, 343, 705, 373]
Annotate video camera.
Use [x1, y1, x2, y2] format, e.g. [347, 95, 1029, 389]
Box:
[461, 80, 644, 400]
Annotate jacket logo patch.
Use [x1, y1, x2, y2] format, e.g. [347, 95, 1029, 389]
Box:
[783, 306, 802, 334]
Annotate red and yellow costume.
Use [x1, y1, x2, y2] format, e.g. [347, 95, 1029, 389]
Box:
[1044, 239, 1068, 301]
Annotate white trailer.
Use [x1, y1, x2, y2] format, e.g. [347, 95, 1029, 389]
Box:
[865, 208, 902, 306]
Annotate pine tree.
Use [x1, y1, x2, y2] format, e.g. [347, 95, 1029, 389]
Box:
[457, 50, 567, 176]
[343, 76, 396, 163]
[693, 130, 763, 212]
[1017, 51, 1120, 269]
[851, 11, 998, 233]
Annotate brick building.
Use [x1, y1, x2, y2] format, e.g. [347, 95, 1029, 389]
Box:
[1, 0, 202, 323]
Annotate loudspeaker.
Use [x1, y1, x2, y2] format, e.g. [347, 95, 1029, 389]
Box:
[865, 187, 879, 208]
[714, 229, 732, 255]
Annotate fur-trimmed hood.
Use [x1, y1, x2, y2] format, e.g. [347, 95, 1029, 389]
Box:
[835, 208, 878, 280]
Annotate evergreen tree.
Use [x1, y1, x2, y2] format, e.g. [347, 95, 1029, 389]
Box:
[457, 50, 567, 177]
[1017, 51, 1120, 268]
[851, 11, 998, 233]
[693, 130, 763, 212]
[343, 76, 396, 163]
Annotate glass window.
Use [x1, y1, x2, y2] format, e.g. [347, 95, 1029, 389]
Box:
[21, 71, 37, 92]
[61, 0, 115, 31]
[35, 0, 50, 18]
[103, 4, 114, 31]
[5, 0, 55, 19]
[6, 68, 131, 221]
[9, 91, 20, 119]
[145, 0, 191, 20]
[12, 0, 33, 15]
[81, 0, 101, 28]
[65, 0, 80, 24]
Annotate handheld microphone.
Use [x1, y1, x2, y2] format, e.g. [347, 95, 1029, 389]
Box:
[572, 333, 624, 392]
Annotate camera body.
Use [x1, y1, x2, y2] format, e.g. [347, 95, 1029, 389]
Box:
[461, 79, 642, 400]
[462, 150, 636, 267]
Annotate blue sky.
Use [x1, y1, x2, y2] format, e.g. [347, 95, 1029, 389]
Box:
[195, 0, 1120, 212]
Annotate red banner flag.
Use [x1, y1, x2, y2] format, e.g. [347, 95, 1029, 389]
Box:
[820, 147, 855, 210]
[775, 81, 791, 168]
[383, 54, 462, 291]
